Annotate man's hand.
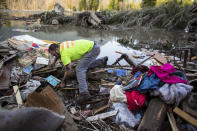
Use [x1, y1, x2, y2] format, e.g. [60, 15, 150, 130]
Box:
[60, 82, 65, 88]
[61, 63, 72, 88]
[49, 57, 58, 68]
[49, 62, 55, 68]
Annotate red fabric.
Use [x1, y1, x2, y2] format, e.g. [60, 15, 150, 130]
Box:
[148, 63, 187, 84]
[126, 90, 146, 111]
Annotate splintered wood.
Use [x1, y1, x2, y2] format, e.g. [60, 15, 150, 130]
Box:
[13, 86, 23, 106]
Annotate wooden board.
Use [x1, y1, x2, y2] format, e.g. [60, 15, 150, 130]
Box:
[147, 51, 167, 65]
[138, 98, 167, 131]
[0, 65, 11, 90]
[13, 85, 23, 106]
[173, 107, 197, 128]
[167, 110, 179, 131]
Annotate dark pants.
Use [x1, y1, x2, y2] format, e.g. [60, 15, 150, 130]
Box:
[76, 43, 105, 94]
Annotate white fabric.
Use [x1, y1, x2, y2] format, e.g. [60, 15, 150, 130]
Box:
[110, 85, 127, 103]
[152, 83, 193, 105]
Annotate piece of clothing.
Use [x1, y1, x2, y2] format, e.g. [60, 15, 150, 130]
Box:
[60, 40, 94, 66]
[76, 43, 105, 93]
[148, 63, 187, 84]
[110, 85, 127, 103]
[125, 90, 146, 111]
[122, 71, 144, 91]
[135, 73, 162, 93]
[152, 83, 193, 105]
[131, 65, 149, 76]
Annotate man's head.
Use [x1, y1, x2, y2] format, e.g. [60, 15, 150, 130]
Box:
[48, 44, 60, 58]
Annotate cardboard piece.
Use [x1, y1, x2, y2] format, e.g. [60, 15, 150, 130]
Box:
[36, 57, 49, 65]
[25, 86, 64, 115]
[45, 75, 61, 87]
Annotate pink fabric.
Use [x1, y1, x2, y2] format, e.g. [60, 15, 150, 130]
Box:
[126, 91, 146, 111]
[148, 63, 187, 84]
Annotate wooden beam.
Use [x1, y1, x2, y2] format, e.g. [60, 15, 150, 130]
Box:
[86, 110, 118, 122]
[13, 86, 23, 106]
[173, 107, 197, 128]
[167, 110, 179, 131]
[94, 105, 109, 114]
[138, 98, 167, 131]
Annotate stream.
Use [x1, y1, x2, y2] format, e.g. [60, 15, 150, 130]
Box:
[0, 11, 189, 65]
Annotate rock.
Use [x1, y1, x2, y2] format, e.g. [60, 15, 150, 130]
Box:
[54, 3, 64, 15]
[0, 107, 65, 131]
[52, 19, 59, 25]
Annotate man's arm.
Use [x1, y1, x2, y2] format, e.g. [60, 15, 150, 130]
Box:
[60, 63, 72, 88]
[49, 56, 58, 68]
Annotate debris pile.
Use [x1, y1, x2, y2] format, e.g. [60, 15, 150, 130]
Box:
[0, 34, 196, 131]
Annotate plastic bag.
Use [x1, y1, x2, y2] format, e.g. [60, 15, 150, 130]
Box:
[112, 103, 141, 128]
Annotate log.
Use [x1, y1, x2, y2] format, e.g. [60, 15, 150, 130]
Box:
[90, 12, 102, 24]
[138, 98, 167, 131]
[112, 53, 136, 67]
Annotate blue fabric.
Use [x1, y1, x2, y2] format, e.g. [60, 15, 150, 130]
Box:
[134, 71, 142, 78]
[115, 81, 122, 85]
[121, 71, 142, 91]
[136, 73, 161, 93]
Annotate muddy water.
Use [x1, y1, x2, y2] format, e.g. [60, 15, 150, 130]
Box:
[0, 11, 188, 65]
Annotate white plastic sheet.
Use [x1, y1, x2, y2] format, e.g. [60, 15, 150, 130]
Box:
[126, 48, 156, 67]
[113, 103, 141, 128]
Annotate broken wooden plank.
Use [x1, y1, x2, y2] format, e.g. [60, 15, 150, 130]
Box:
[86, 110, 118, 122]
[42, 40, 60, 44]
[146, 51, 167, 65]
[173, 107, 197, 128]
[94, 105, 109, 114]
[136, 54, 155, 66]
[13, 85, 23, 106]
[167, 110, 179, 131]
[138, 98, 167, 131]
[101, 83, 115, 87]
[8, 39, 21, 46]
[0, 65, 11, 90]
[115, 51, 124, 55]
[91, 69, 108, 74]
